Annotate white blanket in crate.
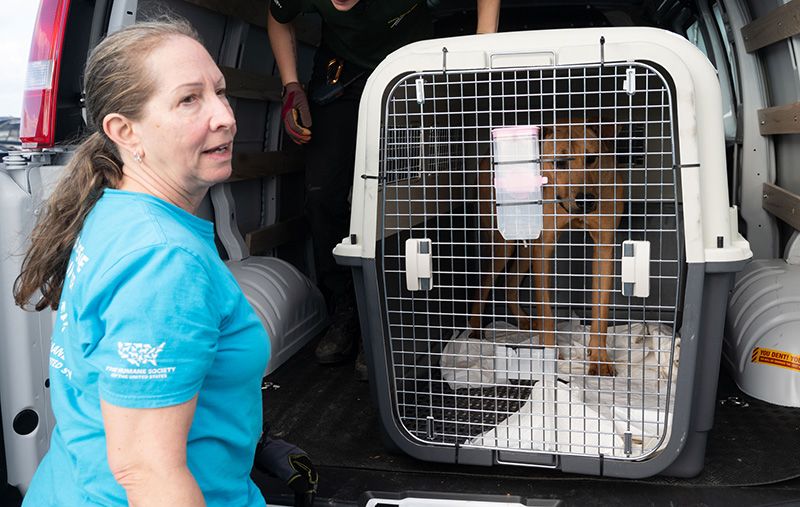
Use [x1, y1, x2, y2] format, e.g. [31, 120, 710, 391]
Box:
[439, 319, 680, 454]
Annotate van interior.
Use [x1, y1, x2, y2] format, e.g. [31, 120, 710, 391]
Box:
[2, 0, 800, 505]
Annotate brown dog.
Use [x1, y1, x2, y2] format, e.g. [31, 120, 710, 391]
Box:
[468, 121, 624, 376]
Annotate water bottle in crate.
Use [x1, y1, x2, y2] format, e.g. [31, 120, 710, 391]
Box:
[491, 126, 547, 241]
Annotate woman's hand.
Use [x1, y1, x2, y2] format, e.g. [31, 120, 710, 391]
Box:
[281, 82, 313, 144]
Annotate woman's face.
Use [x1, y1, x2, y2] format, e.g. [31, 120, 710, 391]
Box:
[133, 36, 236, 193]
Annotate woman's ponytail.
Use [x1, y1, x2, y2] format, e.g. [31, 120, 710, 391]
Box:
[14, 132, 122, 310]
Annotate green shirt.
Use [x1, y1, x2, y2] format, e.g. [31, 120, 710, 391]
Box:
[270, 0, 434, 70]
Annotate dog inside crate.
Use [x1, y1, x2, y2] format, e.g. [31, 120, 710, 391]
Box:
[378, 62, 682, 458]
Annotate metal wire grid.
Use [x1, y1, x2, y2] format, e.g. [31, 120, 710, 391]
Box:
[376, 62, 681, 461]
[383, 127, 463, 184]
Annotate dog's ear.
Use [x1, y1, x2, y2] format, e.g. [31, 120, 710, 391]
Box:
[585, 117, 619, 155]
[541, 124, 571, 140]
[599, 122, 620, 140]
[585, 117, 620, 140]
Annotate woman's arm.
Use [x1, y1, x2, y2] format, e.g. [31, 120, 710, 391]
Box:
[268, 9, 300, 86]
[102, 396, 205, 507]
[476, 0, 501, 34]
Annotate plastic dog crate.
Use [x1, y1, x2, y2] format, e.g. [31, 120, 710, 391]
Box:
[334, 28, 751, 478]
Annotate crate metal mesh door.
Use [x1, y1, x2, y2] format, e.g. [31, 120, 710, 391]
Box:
[377, 62, 682, 461]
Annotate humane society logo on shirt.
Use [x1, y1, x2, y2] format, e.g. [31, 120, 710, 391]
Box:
[105, 341, 176, 380]
[118, 341, 165, 366]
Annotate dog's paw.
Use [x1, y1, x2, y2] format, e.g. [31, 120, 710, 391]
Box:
[516, 317, 537, 331]
[588, 361, 616, 377]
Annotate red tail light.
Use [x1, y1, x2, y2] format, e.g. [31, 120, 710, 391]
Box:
[20, 0, 71, 149]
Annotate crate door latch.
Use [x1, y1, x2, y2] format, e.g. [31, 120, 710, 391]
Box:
[621, 240, 650, 298]
[405, 238, 433, 291]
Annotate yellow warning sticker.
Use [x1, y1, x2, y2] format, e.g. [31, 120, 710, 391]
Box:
[751, 347, 800, 373]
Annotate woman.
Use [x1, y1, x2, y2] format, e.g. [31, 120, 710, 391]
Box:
[14, 20, 269, 506]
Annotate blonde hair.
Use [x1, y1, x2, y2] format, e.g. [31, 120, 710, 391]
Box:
[14, 19, 201, 311]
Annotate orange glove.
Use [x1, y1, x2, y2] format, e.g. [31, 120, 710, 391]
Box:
[281, 82, 312, 144]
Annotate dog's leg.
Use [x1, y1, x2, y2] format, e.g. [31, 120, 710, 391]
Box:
[468, 239, 515, 336]
[506, 243, 534, 330]
[587, 226, 617, 376]
[531, 229, 558, 347]
[469, 159, 515, 336]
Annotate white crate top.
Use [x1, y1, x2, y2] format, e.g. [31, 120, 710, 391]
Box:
[335, 27, 752, 266]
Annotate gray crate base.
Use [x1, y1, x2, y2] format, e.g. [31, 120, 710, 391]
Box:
[344, 259, 747, 479]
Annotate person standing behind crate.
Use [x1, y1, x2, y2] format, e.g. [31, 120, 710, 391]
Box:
[268, 0, 500, 379]
[12, 20, 279, 507]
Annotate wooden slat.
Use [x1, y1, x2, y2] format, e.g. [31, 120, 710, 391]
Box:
[757, 102, 800, 135]
[763, 182, 800, 231]
[741, 0, 800, 53]
[246, 216, 307, 254]
[221, 66, 282, 102]
[183, 0, 320, 46]
[227, 151, 304, 182]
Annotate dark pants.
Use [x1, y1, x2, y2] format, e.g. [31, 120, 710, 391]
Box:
[305, 50, 369, 310]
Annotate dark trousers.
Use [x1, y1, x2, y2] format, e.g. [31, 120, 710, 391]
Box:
[305, 50, 368, 309]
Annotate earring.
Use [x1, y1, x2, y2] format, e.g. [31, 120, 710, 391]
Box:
[133, 151, 142, 163]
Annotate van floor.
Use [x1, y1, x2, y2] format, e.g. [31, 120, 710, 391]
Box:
[256, 339, 800, 506]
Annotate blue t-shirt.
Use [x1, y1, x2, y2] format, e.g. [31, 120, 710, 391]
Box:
[23, 189, 270, 506]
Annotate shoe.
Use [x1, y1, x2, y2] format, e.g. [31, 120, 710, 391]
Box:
[354, 341, 368, 382]
[315, 303, 359, 364]
[315, 323, 356, 364]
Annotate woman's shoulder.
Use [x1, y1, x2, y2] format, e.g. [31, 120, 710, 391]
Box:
[81, 190, 218, 272]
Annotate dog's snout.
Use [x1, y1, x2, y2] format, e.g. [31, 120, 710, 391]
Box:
[575, 192, 597, 213]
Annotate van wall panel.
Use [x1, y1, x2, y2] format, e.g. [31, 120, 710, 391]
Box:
[748, 1, 800, 211]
